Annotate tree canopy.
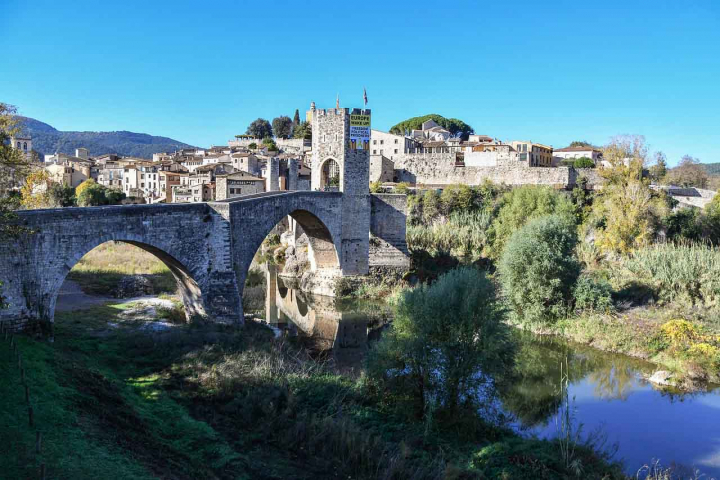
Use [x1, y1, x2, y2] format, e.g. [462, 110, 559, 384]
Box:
[292, 109, 300, 126]
[568, 140, 597, 149]
[246, 118, 273, 139]
[665, 155, 708, 188]
[292, 121, 311, 140]
[272, 116, 293, 139]
[389, 114, 474, 140]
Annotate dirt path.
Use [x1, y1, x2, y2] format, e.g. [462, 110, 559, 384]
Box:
[55, 279, 115, 311]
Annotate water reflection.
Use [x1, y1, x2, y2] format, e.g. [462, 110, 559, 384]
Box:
[505, 332, 720, 477]
[257, 268, 720, 477]
[263, 264, 390, 372]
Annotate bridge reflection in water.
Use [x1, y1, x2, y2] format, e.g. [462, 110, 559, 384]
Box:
[263, 264, 389, 372]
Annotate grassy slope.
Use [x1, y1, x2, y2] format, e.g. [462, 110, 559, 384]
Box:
[67, 242, 177, 296]
[1, 304, 624, 479]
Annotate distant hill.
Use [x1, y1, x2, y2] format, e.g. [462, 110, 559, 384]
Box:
[702, 163, 720, 176]
[17, 116, 198, 159]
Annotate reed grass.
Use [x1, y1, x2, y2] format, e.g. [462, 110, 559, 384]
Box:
[407, 211, 492, 256]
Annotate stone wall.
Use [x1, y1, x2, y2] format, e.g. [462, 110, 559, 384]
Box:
[369, 155, 394, 182]
[369, 194, 410, 271]
[391, 152, 602, 189]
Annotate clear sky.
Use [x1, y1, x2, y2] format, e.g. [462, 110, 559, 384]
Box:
[1, 0, 718, 166]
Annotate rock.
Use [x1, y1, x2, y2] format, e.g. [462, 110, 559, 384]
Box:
[648, 370, 675, 387]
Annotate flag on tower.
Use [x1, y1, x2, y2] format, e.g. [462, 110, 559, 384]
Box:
[363, 87, 368, 106]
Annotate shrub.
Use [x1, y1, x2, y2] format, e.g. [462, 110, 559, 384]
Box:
[369, 180, 382, 193]
[394, 182, 410, 194]
[573, 275, 614, 313]
[573, 157, 595, 169]
[487, 186, 576, 259]
[663, 207, 701, 242]
[367, 267, 513, 420]
[440, 183, 475, 214]
[499, 215, 580, 326]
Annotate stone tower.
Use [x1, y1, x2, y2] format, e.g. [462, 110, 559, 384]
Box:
[309, 105, 371, 275]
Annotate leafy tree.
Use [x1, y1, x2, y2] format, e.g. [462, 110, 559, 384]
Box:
[77, 182, 107, 206]
[20, 170, 54, 209]
[367, 267, 513, 419]
[272, 116, 293, 139]
[292, 109, 300, 126]
[499, 215, 580, 326]
[246, 118, 273, 139]
[0, 103, 30, 197]
[440, 184, 476, 215]
[389, 114, 474, 140]
[422, 189, 440, 223]
[487, 186, 576, 259]
[248, 143, 257, 150]
[75, 179, 97, 198]
[569, 140, 596, 148]
[292, 121, 311, 140]
[572, 157, 595, 169]
[665, 155, 708, 188]
[649, 151, 668, 183]
[592, 135, 667, 254]
[664, 207, 702, 242]
[48, 182, 76, 207]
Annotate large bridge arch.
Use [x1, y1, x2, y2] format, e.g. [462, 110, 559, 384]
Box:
[0, 203, 242, 328]
[226, 192, 345, 302]
[46, 235, 206, 323]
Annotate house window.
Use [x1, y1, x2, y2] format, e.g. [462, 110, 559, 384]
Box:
[141, 183, 145, 188]
[394, 149, 398, 154]
[373, 140, 377, 145]
[373, 150, 377, 154]
[394, 139, 398, 144]
[23, 142, 27, 151]
[380, 140, 384, 145]
[380, 149, 383, 155]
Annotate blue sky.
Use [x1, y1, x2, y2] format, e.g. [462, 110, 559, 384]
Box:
[1, 0, 718, 166]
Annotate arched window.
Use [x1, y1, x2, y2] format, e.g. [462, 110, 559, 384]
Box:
[23, 142, 27, 151]
[17, 142, 21, 148]
[320, 158, 340, 189]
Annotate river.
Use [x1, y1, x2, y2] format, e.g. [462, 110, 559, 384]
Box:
[254, 269, 720, 477]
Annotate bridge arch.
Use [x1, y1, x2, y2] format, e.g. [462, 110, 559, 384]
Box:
[47, 235, 208, 323]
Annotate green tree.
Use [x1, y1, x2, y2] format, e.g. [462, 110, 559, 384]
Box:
[367, 267, 513, 419]
[665, 155, 708, 188]
[499, 215, 580, 326]
[272, 116, 293, 139]
[649, 151, 668, 183]
[573, 157, 595, 168]
[292, 109, 300, 126]
[292, 121, 311, 140]
[569, 140, 596, 148]
[77, 182, 107, 206]
[592, 135, 666, 254]
[48, 182, 76, 207]
[246, 118, 273, 139]
[20, 170, 54, 209]
[422, 189, 440, 223]
[389, 114, 474, 140]
[248, 142, 257, 150]
[440, 184, 476, 215]
[487, 186, 576, 259]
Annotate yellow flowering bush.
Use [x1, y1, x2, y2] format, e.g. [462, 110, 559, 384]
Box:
[660, 319, 701, 351]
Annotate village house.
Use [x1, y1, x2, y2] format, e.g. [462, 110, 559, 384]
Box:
[215, 171, 266, 200]
[553, 146, 603, 166]
[509, 141, 554, 167]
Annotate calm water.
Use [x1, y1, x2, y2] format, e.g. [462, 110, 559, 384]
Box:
[258, 269, 720, 477]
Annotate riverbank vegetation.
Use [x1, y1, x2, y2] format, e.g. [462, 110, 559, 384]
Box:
[402, 135, 720, 388]
[1, 297, 627, 479]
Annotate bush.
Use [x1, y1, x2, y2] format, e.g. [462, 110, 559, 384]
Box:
[367, 267, 513, 420]
[499, 215, 580, 326]
[394, 182, 410, 194]
[487, 186, 576, 259]
[663, 207, 701, 242]
[573, 157, 595, 169]
[573, 275, 614, 313]
[369, 180, 383, 193]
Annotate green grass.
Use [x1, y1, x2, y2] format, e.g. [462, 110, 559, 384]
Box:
[67, 241, 177, 296]
[0, 303, 627, 479]
[407, 211, 492, 257]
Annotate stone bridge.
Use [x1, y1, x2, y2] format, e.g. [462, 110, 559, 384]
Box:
[0, 190, 408, 330]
